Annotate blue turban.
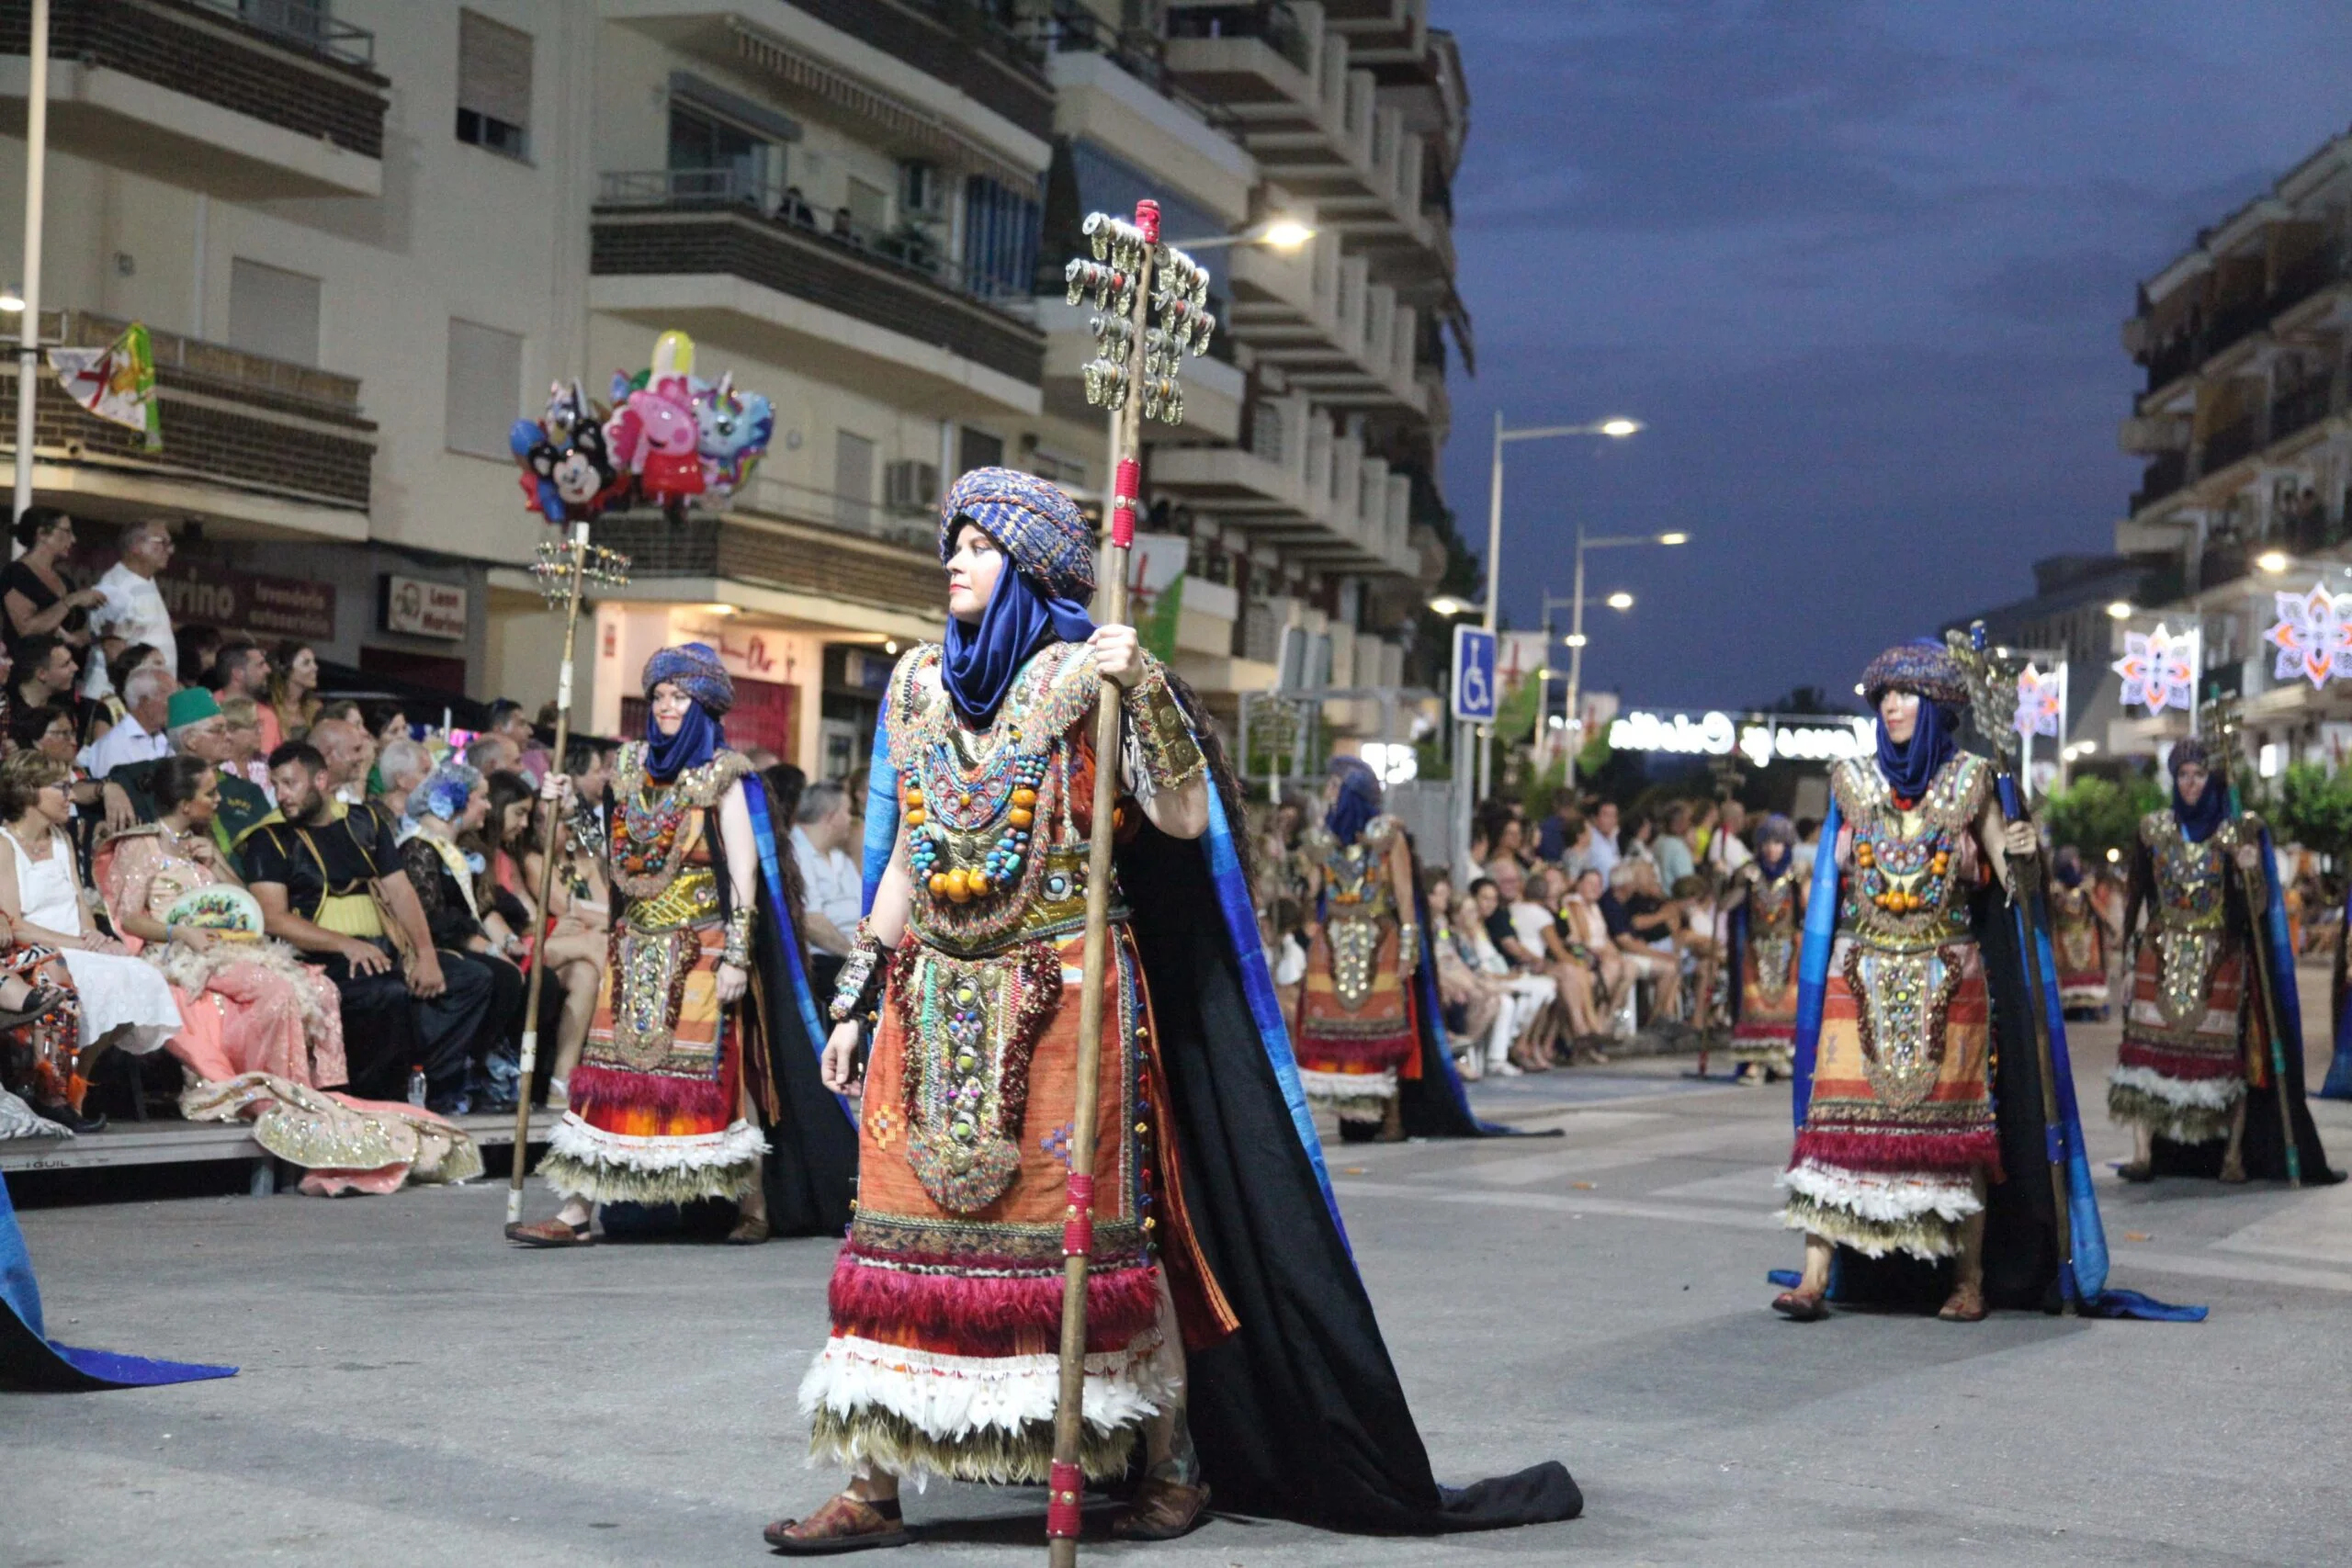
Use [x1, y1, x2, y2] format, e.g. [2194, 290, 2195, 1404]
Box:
[938, 468, 1097, 726]
[642, 642, 732, 779]
[1324, 755, 1384, 848]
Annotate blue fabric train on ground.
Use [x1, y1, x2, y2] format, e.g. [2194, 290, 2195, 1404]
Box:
[3, 1168, 235, 1392]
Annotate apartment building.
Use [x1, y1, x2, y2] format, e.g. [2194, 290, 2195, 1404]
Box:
[2110, 123, 2352, 770]
[0, 0, 1467, 773]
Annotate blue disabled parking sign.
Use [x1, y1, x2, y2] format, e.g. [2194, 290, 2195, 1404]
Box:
[1451, 625, 1497, 723]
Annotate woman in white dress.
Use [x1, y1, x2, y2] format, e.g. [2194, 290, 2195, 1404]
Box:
[0, 750, 181, 1126]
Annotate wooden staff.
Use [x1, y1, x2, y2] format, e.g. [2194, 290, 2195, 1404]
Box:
[1046, 198, 1159, 1565]
[505, 521, 604, 1226]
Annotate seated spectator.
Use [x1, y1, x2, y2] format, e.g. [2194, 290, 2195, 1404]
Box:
[15, 635, 78, 729]
[522, 770, 610, 1109]
[10, 698, 74, 765]
[1585, 798, 1623, 881]
[95, 688, 272, 852]
[1707, 797, 1754, 879]
[1600, 859, 1685, 1025]
[78, 663, 174, 780]
[365, 700, 411, 750]
[484, 698, 548, 782]
[313, 697, 364, 732]
[309, 716, 377, 807]
[1466, 875, 1555, 1077]
[1559, 865, 1626, 1031]
[1424, 869, 1501, 1078]
[262, 639, 322, 751]
[465, 731, 521, 778]
[1486, 858, 1574, 1070]
[1535, 786, 1582, 863]
[243, 742, 494, 1112]
[179, 624, 224, 692]
[1532, 862, 1611, 1063]
[216, 694, 273, 798]
[1670, 871, 1725, 1033]
[0, 750, 180, 1128]
[373, 736, 433, 830]
[209, 637, 267, 705]
[791, 780, 863, 994]
[397, 760, 526, 1111]
[1653, 801, 1698, 889]
[96, 753, 345, 1089]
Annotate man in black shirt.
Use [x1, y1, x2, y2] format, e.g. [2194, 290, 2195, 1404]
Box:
[242, 742, 495, 1110]
[1599, 860, 1685, 1021]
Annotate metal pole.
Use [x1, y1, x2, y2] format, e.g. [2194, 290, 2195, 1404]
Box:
[13, 0, 49, 528]
[506, 521, 592, 1226]
[1047, 200, 1160, 1568]
[1566, 532, 1587, 787]
[1480, 410, 1503, 801]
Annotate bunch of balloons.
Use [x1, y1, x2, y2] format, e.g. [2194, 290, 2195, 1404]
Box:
[510, 330, 775, 522]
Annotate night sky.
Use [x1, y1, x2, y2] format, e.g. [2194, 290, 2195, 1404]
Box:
[1438, 2, 2352, 712]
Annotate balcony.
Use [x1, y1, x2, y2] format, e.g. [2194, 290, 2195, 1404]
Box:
[1225, 239, 1424, 419]
[2129, 450, 2187, 515]
[2270, 378, 2335, 446]
[0, 0, 387, 198]
[1037, 20, 1256, 227]
[1149, 394, 1415, 575]
[0, 309, 373, 538]
[2199, 412, 2258, 477]
[1165, 2, 1442, 276]
[590, 505, 944, 621]
[2135, 243, 2351, 398]
[782, 0, 1051, 141]
[591, 175, 1045, 417]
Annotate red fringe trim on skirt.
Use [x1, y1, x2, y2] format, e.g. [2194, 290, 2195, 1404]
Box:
[568, 1061, 733, 1122]
[829, 1250, 1163, 1358]
[2116, 1039, 2244, 1080]
[1792, 1125, 2003, 1179]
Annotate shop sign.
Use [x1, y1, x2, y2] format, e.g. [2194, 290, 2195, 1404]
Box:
[381, 575, 468, 640]
[157, 558, 335, 641]
[1607, 709, 1875, 767]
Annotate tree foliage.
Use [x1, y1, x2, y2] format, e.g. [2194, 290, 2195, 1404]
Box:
[2038, 773, 2164, 864]
[2264, 761, 2352, 859]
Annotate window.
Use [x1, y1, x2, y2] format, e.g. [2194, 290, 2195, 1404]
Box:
[958, 427, 1004, 475]
[457, 10, 532, 161]
[844, 176, 888, 237]
[445, 319, 523, 459]
[833, 430, 875, 532]
[666, 76, 794, 210]
[227, 258, 321, 367]
[962, 175, 1040, 300]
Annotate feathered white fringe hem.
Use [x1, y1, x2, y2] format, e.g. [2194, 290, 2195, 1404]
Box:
[1297, 1066, 1396, 1113]
[2108, 1064, 2244, 1111]
[799, 1332, 1181, 1460]
[1775, 1159, 1982, 1224]
[544, 1112, 769, 1169]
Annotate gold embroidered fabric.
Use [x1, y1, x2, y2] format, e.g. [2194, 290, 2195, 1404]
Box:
[1831, 754, 1989, 953]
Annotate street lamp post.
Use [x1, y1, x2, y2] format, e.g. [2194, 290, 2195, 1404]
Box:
[1479, 412, 1641, 796]
[1536, 528, 1688, 784]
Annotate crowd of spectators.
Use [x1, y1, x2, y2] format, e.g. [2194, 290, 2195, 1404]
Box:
[1238, 780, 1821, 1085]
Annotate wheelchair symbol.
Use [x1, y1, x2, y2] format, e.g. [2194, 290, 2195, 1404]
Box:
[1461, 660, 1491, 715]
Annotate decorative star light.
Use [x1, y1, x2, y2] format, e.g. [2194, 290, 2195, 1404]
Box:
[2015, 663, 2064, 739]
[2264, 583, 2352, 690]
[2112, 624, 2196, 715]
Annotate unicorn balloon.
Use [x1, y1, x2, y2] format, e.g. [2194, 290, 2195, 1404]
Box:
[691, 371, 775, 501]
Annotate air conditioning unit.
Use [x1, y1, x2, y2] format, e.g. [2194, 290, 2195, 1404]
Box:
[885, 459, 939, 513]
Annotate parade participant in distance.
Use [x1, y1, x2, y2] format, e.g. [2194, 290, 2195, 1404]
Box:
[2109, 739, 2338, 1185]
[771, 468, 1578, 1552]
[2046, 844, 2115, 1018]
[1724, 813, 1805, 1083]
[505, 643, 854, 1247]
[1291, 755, 1423, 1135]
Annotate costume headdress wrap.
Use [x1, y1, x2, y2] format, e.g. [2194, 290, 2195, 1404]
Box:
[1861, 639, 1963, 801]
[642, 642, 731, 779]
[936, 467, 1097, 726]
[1755, 810, 1795, 872]
[414, 759, 482, 824]
[2167, 735, 2227, 842]
[1324, 754, 1384, 847]
[2052, 842, 2085, 887]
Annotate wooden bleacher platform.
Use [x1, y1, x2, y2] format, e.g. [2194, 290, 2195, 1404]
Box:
[0, 1111, 546, 1194]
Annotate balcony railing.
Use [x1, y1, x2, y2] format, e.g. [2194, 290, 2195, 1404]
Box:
[2199, 412, 2258, 476]
[0, 0, 389, 159]
[1166, 2, 1313, 74]
[2137, 243, 2350, 395]
[589, 510, 943, 614]
[785, 0, 1051, 141]
[2270, 378, 2334, 446]
[183, 0, 373, 65]
[1026, 9, 1238, 130]
[2130, 449, 2186, 514]
[593, 179, 1045, 388]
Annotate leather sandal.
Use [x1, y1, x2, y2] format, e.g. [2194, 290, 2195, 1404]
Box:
[2219, 1156, 2248, 1185]
[763, 1493, 910, 1554]
[1937, 1283, 1987, 1323]
[1111, 1478, 1211, 1541]
[727, 1212, 773, 1246]
[2117, 1160, 2154, 1183]
[504, 1216, 593, 1247]
[1770, 1288, 1829, 1323]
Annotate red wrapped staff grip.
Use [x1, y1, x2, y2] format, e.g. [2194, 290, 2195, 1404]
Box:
[1135, 199, 1160, 243]
[1110, 457, 1141, 549]
[1046, 1459, 1085, 1538]
[1063, 1173, 1096, 1256]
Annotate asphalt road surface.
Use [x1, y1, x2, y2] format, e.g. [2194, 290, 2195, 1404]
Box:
[8, 997, 2350, 1567]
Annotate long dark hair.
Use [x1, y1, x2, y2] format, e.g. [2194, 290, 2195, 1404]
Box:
[485, 768, 537, 861]
[153, 753, 216, 816]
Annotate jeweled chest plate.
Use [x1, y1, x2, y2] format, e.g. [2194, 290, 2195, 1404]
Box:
[1834, 754, 1987, 952]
